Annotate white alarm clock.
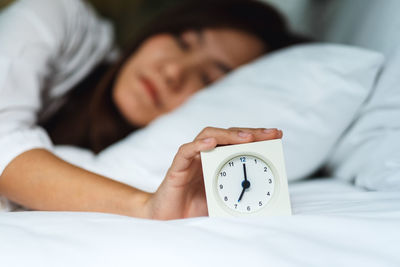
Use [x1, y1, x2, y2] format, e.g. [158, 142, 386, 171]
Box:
[200, 139, 292, 217]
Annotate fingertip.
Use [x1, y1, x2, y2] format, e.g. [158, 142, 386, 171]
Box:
[262, 128, 278, 134]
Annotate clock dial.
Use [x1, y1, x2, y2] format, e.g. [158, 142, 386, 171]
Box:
[216, 155, 275, 213]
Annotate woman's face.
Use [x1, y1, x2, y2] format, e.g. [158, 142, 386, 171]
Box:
[113, 28, 265, 126]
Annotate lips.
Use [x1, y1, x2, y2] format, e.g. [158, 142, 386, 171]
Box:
[140, 76, 160, 106]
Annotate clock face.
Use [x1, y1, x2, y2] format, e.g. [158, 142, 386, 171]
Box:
[216, 155, 276, 213]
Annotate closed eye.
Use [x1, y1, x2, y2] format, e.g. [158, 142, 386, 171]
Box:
[200, 72, 212, 86]
[175, 34, 190, 51]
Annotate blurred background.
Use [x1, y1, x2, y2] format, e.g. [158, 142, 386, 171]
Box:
[0, 0, 399, 59]
[1, 0, 399, 57]
[0, 0, 185, 46]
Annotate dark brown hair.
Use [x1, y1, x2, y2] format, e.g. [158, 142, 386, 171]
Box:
[41, 0, 309, 153]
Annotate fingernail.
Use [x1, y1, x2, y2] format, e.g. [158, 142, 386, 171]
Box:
[263, 128, 277, 134]
[238, 131, 251, 138]
[202, 137, 213, 143]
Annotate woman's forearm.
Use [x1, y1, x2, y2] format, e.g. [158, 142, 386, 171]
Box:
[0, 149, 151, 217]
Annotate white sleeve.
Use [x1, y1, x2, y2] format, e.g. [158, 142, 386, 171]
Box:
[0, 0, 114, 175]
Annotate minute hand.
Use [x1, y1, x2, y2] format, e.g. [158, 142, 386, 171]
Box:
[243, 163, 248, 181]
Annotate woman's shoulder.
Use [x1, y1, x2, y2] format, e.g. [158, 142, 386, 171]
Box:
[0, 0, 115, 102]
[1, 0, 110, 41]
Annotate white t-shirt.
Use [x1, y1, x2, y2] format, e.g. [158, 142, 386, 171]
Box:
[0, 0, 114, 175]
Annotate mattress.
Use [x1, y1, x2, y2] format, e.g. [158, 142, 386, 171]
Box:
[1, 177, 399, 267]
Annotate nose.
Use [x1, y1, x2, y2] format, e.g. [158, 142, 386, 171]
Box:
[161, 59, 187, 91]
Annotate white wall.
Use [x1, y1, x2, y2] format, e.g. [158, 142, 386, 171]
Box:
[261, 0, 400, 56]
[261, 0, 318, 36]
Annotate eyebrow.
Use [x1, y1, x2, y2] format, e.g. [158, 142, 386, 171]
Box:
[195, 30, 233, 74]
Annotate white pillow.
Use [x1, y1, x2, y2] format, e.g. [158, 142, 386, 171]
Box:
[56, 44, 383, 193]
[327, 46, 400, 191]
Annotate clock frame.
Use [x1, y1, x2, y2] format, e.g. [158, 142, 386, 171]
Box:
[200, 139, 292, 217]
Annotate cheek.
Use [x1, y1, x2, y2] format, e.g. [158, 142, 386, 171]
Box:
[112, 68, 144, 122]
[112, 84, 132, 116]
[165, 81, 203, 111]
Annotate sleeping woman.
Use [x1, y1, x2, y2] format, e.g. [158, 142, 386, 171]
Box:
[0, 0, 305, 219]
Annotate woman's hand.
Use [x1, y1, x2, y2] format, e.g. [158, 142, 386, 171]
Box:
[144, 127, 283, 220]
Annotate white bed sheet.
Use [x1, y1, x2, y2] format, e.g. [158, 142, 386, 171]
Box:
[1, 178, 399, 267]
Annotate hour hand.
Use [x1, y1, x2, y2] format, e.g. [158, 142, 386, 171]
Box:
[238, 187, 246, 202]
